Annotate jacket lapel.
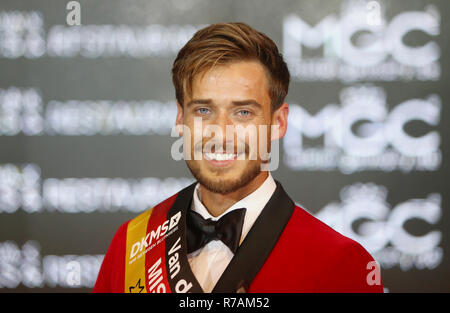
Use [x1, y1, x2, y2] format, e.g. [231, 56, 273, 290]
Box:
[212, 180, 295, 292]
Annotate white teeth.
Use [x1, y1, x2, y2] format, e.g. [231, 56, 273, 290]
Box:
[204, 153, 237, 161]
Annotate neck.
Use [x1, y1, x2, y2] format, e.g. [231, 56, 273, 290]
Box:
[200, 171, 269, 217]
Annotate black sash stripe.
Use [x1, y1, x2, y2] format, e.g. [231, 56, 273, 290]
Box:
[164, 182, 204, 293]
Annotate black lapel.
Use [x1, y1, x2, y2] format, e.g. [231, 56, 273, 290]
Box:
[164, 181, 204, 293]
[212, 180, 295, 293]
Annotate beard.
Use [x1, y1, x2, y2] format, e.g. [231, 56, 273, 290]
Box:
[185, 137, 266, 194]
[186, 158, 262, 194]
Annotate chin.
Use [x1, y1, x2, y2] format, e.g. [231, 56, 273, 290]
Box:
[186, 160, 262, 195]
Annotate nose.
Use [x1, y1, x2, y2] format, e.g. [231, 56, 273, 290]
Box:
[205, 111, 236, 152]
[214, 110, 233, 136]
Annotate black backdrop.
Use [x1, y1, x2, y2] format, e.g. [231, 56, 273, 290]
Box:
[0, 0, 448, 292]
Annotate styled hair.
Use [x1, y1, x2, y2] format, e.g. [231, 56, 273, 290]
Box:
[171, 22, 290, 112]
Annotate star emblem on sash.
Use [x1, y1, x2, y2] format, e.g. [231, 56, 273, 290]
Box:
[129, 278, 145, 293]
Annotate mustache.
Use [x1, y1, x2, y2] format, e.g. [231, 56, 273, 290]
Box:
[193, 140, 250, 155]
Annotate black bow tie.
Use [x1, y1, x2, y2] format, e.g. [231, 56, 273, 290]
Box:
[186, 208, 246, 254]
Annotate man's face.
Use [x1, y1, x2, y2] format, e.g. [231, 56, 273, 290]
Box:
[176, 60, 277, 194]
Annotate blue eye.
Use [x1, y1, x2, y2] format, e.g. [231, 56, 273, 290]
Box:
[197, 108, 210, 114]
[238, 110, 251, 117]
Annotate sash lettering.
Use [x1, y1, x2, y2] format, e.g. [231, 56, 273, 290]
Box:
[148, 257, 166, 293]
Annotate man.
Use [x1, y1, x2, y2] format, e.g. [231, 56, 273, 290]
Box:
[93, 22, 383, 293]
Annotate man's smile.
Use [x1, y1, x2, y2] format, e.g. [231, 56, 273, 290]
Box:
[203, 151, 245, 167]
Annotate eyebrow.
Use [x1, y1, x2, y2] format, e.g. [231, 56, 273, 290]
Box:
[185, 98, 262, 108]
[185, 99, 212, 108]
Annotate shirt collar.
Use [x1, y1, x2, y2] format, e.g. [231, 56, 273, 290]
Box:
[191, 172, 277, 244]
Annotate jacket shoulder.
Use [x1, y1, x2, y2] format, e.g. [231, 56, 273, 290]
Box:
[282, 205, 383, 292]
[251, 204, 383, 292]
[287, 204, 362, 249]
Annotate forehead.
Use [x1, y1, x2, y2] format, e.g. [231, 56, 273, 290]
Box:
[190, 61, 270, 103]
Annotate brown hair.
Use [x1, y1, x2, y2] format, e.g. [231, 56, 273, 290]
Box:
[171, 22, 290, 112]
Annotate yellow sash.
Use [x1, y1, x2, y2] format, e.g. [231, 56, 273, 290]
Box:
[124, 208, 154, 293]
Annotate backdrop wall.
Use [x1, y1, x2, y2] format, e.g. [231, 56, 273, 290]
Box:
[0, 0, 448, 292]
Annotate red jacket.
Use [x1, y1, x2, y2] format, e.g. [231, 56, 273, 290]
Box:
[93, 180, 383, 293]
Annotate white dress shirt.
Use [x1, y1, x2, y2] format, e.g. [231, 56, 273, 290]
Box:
[187, 172, 277, 292]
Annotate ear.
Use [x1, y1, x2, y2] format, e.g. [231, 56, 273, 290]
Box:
[271, 102, 289, 141]
[175, 102, 184, 136]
